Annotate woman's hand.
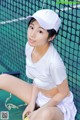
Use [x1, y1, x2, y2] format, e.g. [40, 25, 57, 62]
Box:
[27, 110, 38, 119]
[22, 102, 35, 120]
[27, 106, 49, 119]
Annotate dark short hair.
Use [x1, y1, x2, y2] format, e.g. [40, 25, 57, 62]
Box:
[28, 18, 36, 26]
[28, 18, 57, 38]
[47, 29, 57, 38]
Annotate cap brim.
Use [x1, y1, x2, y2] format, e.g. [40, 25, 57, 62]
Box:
[26, 15, 50, 30]
[26, 16, 34, 21]
[26, 15, 61, 31]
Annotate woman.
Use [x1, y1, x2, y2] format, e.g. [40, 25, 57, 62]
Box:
[0, 9, 77, 120]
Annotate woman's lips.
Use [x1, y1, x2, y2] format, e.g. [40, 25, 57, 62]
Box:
[29, 39, 35, 44]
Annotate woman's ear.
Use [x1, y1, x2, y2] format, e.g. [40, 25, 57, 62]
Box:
[48, 35, 56, 42]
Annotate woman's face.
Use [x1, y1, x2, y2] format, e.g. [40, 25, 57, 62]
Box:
[27, 20, 50, 47]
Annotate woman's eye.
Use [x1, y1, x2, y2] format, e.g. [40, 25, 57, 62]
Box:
[29, 25, 34, 29]
[39, 30, 43, 33]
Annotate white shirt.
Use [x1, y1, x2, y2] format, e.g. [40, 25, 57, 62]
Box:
[25, 42, 67, 90]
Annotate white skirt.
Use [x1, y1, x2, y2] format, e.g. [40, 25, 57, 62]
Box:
[36, 92, 77, 120]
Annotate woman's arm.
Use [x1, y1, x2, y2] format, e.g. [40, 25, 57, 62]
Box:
[30, 84, 39, 105]
[23, 84, 39, 119]
[41, 79, 70, 108]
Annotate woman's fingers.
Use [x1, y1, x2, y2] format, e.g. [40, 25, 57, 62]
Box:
[23, 111, 31, 120]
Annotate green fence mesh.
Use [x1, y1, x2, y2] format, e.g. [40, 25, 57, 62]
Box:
[0, 0, 80, 120]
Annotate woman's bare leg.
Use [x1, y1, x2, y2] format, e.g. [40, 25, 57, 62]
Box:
[0, 74, 33, 104]
[30, 107, 64, 120]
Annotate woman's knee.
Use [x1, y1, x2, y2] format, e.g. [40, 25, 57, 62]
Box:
[40, 108, 51, 119]
[0, 74, 11, 88]
[39, 107, 63, 120]
[0, 73, 9, 78]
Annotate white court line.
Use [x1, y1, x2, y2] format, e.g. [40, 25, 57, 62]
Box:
[0, 4, 80, 25]
[55, 4, 80, 12]
[0, 17, 27, 25]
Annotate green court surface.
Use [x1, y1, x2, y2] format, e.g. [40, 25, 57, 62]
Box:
[0, 0, 80, 120]
[0, 90, 26, 120]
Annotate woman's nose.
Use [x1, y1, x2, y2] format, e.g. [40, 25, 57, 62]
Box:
[30, 30, 36, 37]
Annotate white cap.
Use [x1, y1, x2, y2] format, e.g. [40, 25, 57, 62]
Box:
[26, 9, 61, 32]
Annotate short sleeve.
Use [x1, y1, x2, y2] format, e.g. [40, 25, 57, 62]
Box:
[50, 53, 67, 85]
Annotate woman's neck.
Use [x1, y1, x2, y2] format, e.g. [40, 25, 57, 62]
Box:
[31, 43, 50, 63]
[34, 43, 50, 56]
